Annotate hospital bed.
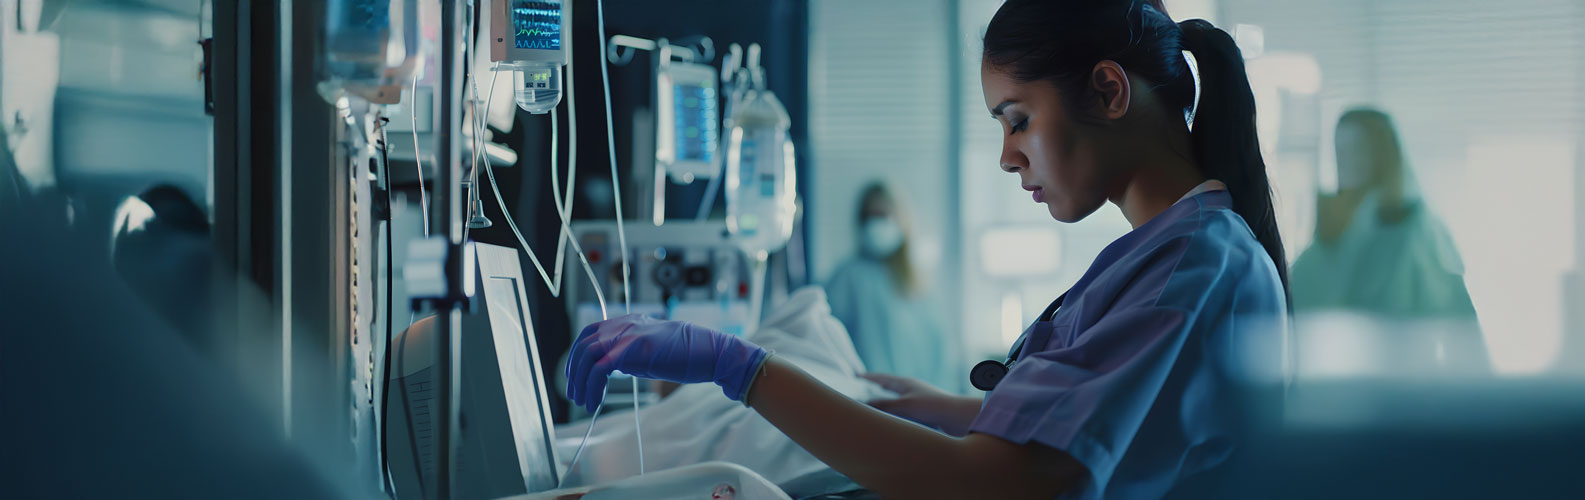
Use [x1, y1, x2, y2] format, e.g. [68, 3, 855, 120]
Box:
[386, 243, 877, 499]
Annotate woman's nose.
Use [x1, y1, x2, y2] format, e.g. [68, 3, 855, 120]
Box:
[1000, 147, 1026, 173]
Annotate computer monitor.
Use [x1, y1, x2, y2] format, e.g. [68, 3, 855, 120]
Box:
[387, 243, 561, 499]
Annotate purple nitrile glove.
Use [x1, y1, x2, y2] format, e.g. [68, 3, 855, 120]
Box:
[565, 314, 771, 412]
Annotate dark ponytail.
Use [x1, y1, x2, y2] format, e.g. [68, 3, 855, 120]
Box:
[984, 1, 1289, 299]
[1176, 20, 1290, 300]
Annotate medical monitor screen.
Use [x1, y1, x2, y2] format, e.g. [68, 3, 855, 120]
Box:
[513, 1, 562, 50]
[482, 276, 559, 491]
[673, 81, 719, 164]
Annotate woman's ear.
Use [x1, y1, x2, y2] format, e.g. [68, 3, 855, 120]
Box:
[1089, 60, 1132, 120]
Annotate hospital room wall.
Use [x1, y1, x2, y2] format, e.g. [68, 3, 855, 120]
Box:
[807, 0, 964, 388]
[46, 2, 211, 254]
[1217, 0, 1585, 374]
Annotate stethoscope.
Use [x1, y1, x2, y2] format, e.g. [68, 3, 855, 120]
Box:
[969, 292, 1067, 391]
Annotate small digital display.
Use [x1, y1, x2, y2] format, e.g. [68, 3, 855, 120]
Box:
[512, 1, 562, 50]
[673, 81, 719, 164]
[339, 0, 390, 36]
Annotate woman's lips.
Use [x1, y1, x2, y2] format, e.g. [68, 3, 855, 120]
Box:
[1023, 185, 1044, 203]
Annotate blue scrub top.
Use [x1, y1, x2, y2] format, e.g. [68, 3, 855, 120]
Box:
[967, 190, 1288, 499]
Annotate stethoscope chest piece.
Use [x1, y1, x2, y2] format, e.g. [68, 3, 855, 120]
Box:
[970, 359, 1010, 391]
[970, 291, 1068, 393]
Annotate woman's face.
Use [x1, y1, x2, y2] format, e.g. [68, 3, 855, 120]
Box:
[981, 62, 1113, 223]
[1333, 121, 1378, 192]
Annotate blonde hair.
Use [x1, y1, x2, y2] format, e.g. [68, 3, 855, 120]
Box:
[857, 182, 919, 296]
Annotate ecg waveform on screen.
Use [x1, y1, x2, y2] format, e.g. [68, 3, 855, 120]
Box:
[513, 1, 562, 50]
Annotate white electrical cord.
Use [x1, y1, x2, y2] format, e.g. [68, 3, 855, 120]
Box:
[474, 63, 605, 317]
[467, 61, 486, 232]
[411, 72, 431, 238]
[544, 118, 610, 320]
[530, 113, 616, 489]
[593, 0, 642, 476]
[474, 74, 610, 319]
[548, 45, 577, 295]
[554, 0, 648, 479]
[559, 383, 608, 487]
[595, 0, 633, 326]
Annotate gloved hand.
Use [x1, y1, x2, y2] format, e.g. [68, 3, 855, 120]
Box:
[565, 314, 771, 412]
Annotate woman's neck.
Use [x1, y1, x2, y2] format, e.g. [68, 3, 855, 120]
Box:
[1111, 152, 1206, 229]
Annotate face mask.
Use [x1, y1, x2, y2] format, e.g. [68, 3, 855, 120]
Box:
[1337, 160, 1374, 193]
[861, 218, 904, 258]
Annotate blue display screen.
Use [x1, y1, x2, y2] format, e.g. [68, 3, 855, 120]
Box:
[339, 0, 390, 37]
[513, 1, 562, 50]
[673, 82, 718, 163]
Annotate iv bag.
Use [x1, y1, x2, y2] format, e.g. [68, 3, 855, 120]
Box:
[318, 0, 423, 105]
[724, 87, 796, 257]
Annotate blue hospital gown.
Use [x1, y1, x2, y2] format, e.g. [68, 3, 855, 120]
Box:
[967, 190, 1288, 499]
[825, 258, 956, 391]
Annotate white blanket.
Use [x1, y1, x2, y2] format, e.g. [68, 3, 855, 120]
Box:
[555, 286, 891, 486]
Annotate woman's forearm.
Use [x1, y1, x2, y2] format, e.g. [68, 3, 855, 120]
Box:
[940, 394, 988, 437]
[745, 357, 1075, 498]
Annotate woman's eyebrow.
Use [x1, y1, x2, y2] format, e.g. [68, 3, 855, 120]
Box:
[991, 100, 1018, 117]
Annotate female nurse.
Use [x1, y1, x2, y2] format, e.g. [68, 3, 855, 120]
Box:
[564, 1, 1290, 498]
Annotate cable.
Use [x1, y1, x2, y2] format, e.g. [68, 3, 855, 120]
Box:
[693, 160, 723, 221]
[543, 38, 641, 473]
[469, 0, 484, 207]
[559, 385, 609, 486]
[376, 115, 398, 498]
[411, 72, 431, 238]
[548, 46, 576, 297]
[484, 153, 559, 289]
[473, 68, 571, 298]
[477, 92, 607, 318]
[462, 0, 488, 244]
[545, 117, 610, 320]
[546, 17, 631, 469]
[594, 0, 633, 325]
[593, 0, 641, 474]
[463, 59, 497, 244]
